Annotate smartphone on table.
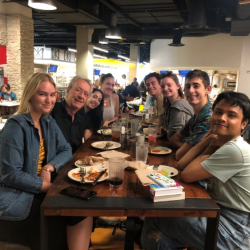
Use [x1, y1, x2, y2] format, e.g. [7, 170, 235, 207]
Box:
[60, 186, 97, 200]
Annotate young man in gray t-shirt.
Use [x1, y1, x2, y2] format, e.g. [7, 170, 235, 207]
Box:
[141, 91, 250, 250]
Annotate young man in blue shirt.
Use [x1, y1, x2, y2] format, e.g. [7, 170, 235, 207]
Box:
[169, 69, 212, 160]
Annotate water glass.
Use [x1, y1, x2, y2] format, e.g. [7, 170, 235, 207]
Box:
[130, 119, 140, 135]
[136, 133, 145, 144]
[120, 114, 129, 128]
[136, 142, 149, 163]
[109, 157, 125, 189]
[148, 106, 154, 115]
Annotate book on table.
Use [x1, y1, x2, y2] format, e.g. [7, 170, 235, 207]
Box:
[142, 184, 185, 202]
[149, 182, 184, 196]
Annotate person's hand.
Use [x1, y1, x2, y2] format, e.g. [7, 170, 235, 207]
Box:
[203, 135, 220, 155]
[40, 168, 51, 184]
[158, 126, 167, 137]
[103, 120, 110, 127]
[148, 229, 162, 241]
[128, 109, 134, 114]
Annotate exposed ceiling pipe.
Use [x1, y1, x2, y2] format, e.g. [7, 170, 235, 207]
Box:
[181, 0, 207, 29]
[88, 29, 106, 45]
[168, 28, 186, 46]
[98, 0, 142, 29]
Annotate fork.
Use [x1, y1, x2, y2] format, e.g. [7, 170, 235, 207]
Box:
[103, 142, 112, 150]
[153, 161, 165, 170]
[79, 167, 86, 183]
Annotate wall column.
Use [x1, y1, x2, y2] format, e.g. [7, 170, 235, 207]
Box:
[238, 35, 250, 98]
[129, 44, 140, 83]
[0, 2, 33, 99]
[76, 27, 94, 81]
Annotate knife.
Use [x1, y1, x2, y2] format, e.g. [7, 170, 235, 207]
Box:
[92, 169, 107, 186]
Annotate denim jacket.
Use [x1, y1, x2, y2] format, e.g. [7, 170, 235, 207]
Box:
[0, 113, 72, 221]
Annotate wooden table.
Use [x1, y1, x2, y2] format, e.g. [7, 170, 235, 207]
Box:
[40, 134, 220, 250]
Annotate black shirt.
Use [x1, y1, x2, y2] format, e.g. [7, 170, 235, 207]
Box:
[118, 94, 127, 113]
[50, 100, 90, 154]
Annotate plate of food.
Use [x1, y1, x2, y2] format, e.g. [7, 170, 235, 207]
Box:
[68, 166, 109, 183]
[131, 111, 143, 117]
[97, 128, 112, 135]
[91, 141, 121, 150]
[149, 146, 172, 154]
[146, 165, 178, 177]
[75, 156, 106, 168]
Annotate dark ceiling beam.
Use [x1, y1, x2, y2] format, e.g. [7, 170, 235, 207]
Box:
[98, 0, 142, 29]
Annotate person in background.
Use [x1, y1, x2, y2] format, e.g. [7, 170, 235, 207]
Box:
[118, 85, 140, 114]
[50, 76, 92, 154]
[131, 77, 139, 87]
[0, 73, 93, 250]
[0, 83, 17, 101]
[100, 73, 119, 127]
[83, 88, 104, 139]
[141, 91, 250, 250]
[137, 80, 147, 99]
[160, 72, 194, 140]
[144, 72, 164, 123]
[120, 74, 129, 89]
[169, 69, 212, 161]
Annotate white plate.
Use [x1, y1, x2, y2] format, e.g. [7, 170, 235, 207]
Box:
[149, 146, 172, 154]
[68, 166, 109, 183]
[74, 160, 106, 168]
[91, 141, 121, 150]
[147, 165, 178, 177]
[131, 111, 143, 117]
[97, 129, 112, 135]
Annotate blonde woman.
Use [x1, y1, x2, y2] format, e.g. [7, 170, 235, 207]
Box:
[0, 73, 93, 250]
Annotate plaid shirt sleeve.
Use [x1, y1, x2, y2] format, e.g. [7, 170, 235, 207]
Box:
[185, 115, 211, 146]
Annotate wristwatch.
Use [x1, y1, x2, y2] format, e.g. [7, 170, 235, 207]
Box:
[42, 167, 52, 172]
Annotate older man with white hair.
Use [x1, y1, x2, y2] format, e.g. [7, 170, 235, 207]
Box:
[50, 76, 92, 153]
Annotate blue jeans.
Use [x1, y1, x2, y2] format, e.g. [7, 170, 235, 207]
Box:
[141, 204, 250, 250]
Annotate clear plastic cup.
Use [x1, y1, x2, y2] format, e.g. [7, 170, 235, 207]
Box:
[136, 142, 149, 163]
[130, 119, 140, 135]
[109, 157, 125, 189]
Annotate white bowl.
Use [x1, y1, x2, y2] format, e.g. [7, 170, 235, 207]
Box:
[143, 128, 149, 135]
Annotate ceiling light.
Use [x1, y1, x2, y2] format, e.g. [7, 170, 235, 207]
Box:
[118, 55, 130, 60]
[28, 0, 57, 10]
[93, 46, 108, 53]
[68, 48, 77, 52]
[99, 33, 108, 44]
[105, 13, 121, 39]
[168, 28, 185, 47]
[125, 60, 130, 63]
[94, 54, 107, 59]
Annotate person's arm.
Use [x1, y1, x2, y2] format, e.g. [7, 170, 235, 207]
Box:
[12, 92, 17, 101]
[178, 135, 217, 170]
[84, 129, 92, 141]
[175, 143, 193, 161]
[0, 119, 43, 194]
[181, 137, 222, 183]
[46, 118, 72, 173]
[169, 131, 186, 148]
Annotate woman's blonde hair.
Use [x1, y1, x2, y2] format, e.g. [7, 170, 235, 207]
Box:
[16, 73, 56, 114]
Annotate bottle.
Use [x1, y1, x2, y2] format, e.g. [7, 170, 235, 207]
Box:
[120, 123, 126, 147]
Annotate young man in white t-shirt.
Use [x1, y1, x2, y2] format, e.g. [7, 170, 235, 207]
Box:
[141, 91, 250, 250]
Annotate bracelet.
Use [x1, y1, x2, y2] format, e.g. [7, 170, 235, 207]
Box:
[42, 167, 52, 172]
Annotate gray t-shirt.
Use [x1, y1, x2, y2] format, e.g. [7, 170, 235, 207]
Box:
[201, 136, 250, 212]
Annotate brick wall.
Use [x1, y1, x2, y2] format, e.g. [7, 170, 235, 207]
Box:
[0, 14, 7, 46]
[7, 15, 34, 99]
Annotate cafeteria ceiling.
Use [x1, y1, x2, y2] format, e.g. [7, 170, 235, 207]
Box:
[5, 0, 249, 63]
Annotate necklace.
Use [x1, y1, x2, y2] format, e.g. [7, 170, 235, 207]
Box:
[104, 96, 110, 106]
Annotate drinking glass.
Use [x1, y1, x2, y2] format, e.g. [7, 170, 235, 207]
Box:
[120, 114, 129, 129]
[136, 142, 149, 163]
[130, 119, 140, 135]
[136, 133, 145, 144]
[111, 122, 121, 142]
[109, 157, 125, 189]
[130, 136, 136, 159]
[148, 125, 158, 146]
[148, 106, 154, 115]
